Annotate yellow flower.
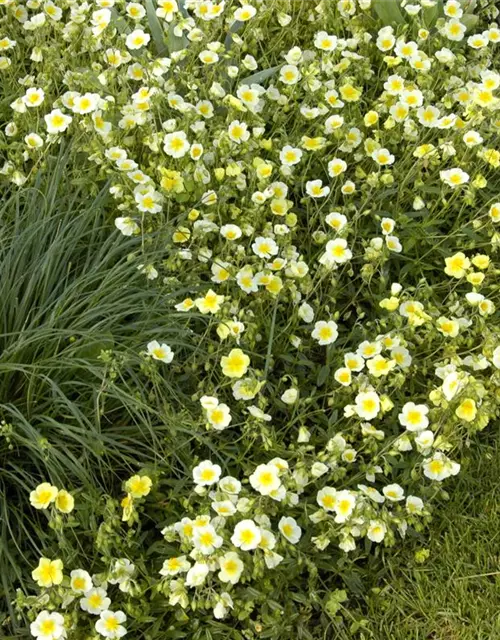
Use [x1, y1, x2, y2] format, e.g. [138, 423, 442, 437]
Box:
[483, 149, 500, 168]
[340, 83, 362, 102]
[364, 110, 379, 127]
[160, 170, 184, 193]
[55, 490, 74, 514]
[455, 398, 477, 422]
[489, 203, 500, 222]
[125, 475, 152, 498]
[266, 276, 283, 295]
[444, 252, 470, 278]
[29, 483, 58, 510]
[471, 254, 490, 270]
[220, 348, 250, 378]
[436, 317, 459, 337]
[466, 272, 484, 286]
[380, 297, 399, 311]
[195, 290, 225, 314]
[32, 558, 64, 588]
[121, 494, 135, 521]
[172, 227, 191, 243]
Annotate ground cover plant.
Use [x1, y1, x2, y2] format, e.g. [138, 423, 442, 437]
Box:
[0, 0, 499, 638]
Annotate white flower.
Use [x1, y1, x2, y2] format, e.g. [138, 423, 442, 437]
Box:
[492, 346, 500, 369]
[281, 388, 298, 404]
[193, 460, 222, 486]
[205, 402, 232, 430]
[249, 464, 281, 495]
[334, 367, 352, 386]
[25, 133, 44, 149]
[401, 88, 423, 108]
[231, 519, 261, 550]
[325, 212, 347, 232]
[385, 235, 402, 253]
[91, 8, 111, 36]
[199, 50, 219, 64]
[30, 611, 65, 640]
[367, 520, 387, 543]
[72, 92, 100, 114]
[383, 483, 405, 501]
[213, 592, 234, 619]
[390, 346, 411, 368]
[80, 588, 111, 615]
[280, 145, 303, 166]
[358, 484, 385, 503]
[114, 217, 139, 236]
[415, 430, 434, 452]
[95, 610, 127, 639]
[333, 490, 356, 523]
[218, 551, 244, 584]
[312, 320, 338, 345]
[185, 562, 210, 587]
[211, 500, 237, 517]
[193, 525, 223, 555]
[306, 179, 330, 198]
[135, 189, 163, 213]
[440, 168, 469, 187]
[314, 31, 338, 51]
[228, 120, 250, 144]
[248, 405, 272, 421]
[146, 340, 174, 363]
[159, 556, 190, 577]
[163, 131, 190, 158]
[157, 0, 178, 21]
[423, 453, 460, 481]
[395, 39, 419, 59]
[126, 29, 151, 50]
[108, 559, 135, 592]
[327, 158, 347, 177]
[278, 516, 302, 543]
[398, 402, 429, 431]
[220, 224, 242, 240]
[372, 148, 395, 165]
[298, 302, 314, 323]
[70, 569, 92, 594]
[280, 64, 301, 85]
[354, 391, 380, 420]
[344, 352, 365, 371]
[406, 495, 424, 514]
[311, 462, 329, 478]
[44, 109, 72, 133]
[252, 236, 278, 258]
[317, 487, 337, 511]
[23, 87, 45, 107]
[319, 239, 352, 266]
[234, 4, 257, 21]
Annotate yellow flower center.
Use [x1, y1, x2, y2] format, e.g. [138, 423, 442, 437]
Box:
[40, 620, 56, 634]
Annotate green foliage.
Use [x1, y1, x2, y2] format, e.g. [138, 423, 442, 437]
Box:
[0, 157, 196, 630]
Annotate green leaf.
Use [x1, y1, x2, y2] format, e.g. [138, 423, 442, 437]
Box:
[317, 364, 330, 387]
[145, 0, 167, 56]
[239, 65, 281, 86]
[167, 21, 189, 53]
[461, 13, 479, 30]
[422, 0, 443, 27]
[110, 8, 131, 35]
[372, 0, 405, 25]
[224, 20, 243, 51]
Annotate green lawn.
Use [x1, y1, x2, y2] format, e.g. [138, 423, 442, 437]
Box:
[349, 433, 500, 640]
